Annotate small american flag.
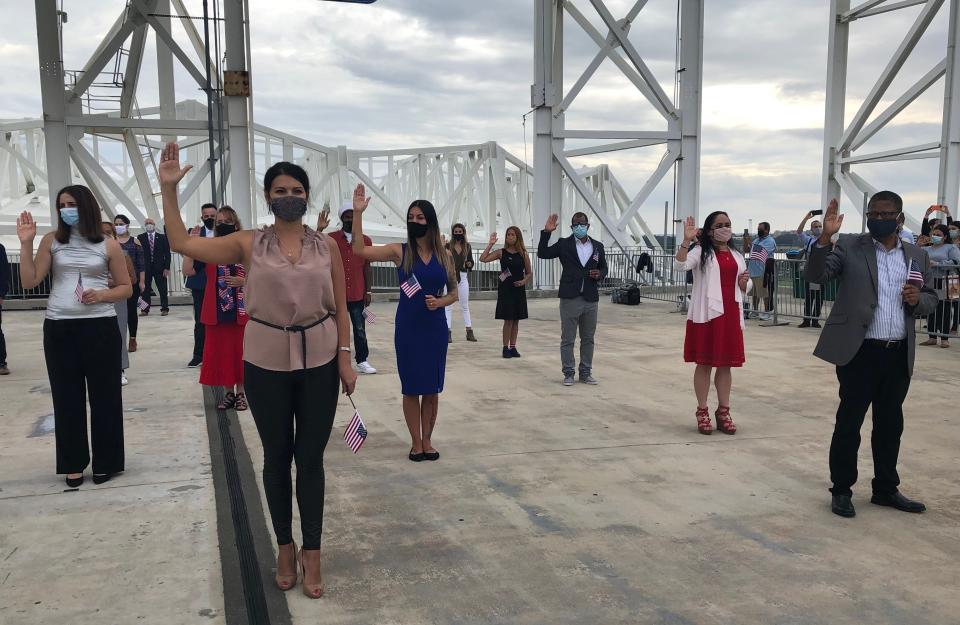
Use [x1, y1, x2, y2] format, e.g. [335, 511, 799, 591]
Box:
[498, 270, 511, 282]
[907, 258, 924, 287]
[750, 245, 769, 265]
[137, 296, 149, 312]
[592, 251, 599, 263]
[343, 410, 367, 453]
[400, 274, 422, 298]
[362, 307, 377, 324]
[74, 273, 84, 302]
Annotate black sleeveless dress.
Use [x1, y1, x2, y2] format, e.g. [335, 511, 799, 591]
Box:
[495, 249, 528, 320]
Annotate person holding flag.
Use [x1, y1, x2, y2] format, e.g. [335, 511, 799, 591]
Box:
[349, 185, 458, 462]
[806, 192, 938, 519]
[747, 221, 777, 320]
[480, 226, 532, 358]
[16, 185, 133, 487]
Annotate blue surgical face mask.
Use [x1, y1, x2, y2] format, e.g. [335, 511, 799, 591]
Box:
[950, 229, 960, 240]
[931, 235, 944, 245]
[571, 224, 589, 239]
[60, 207, 79, 226]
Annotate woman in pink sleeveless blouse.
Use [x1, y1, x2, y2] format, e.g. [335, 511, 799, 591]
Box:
[158, 143, 356, 600]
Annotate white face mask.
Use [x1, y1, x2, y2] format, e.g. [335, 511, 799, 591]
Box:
[712, 226, 733, 242]
[145, 224, 156, 233]
[811, 227, 823, 237]
[115, 224, 128, 235]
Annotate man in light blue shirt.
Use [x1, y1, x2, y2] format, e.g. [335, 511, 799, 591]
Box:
[748, 222, 777, 319]
[796, 211, 824, 327]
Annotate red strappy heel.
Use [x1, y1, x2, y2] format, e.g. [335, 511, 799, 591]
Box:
[695, 407, 713, 435]
[715, 406, 737, 435]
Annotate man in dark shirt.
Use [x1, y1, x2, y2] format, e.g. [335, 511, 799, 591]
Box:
[185, 203, 218, 367]
[0, 241, 9, 375]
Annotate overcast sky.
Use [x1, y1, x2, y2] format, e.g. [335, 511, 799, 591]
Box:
[0, 0, 953, 234]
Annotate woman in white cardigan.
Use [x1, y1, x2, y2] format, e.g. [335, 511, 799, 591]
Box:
[675, 212, 751, 435]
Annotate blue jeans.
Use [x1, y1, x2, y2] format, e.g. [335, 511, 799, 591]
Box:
[347, 300, 369, 364]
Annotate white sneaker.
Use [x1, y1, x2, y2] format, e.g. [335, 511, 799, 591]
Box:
[357, 361, 377, 375]
[759, 312, 772, 321]
[120, 372, 129, 386]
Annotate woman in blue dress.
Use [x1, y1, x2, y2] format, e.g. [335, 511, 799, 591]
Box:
[350, 185, 458, 462]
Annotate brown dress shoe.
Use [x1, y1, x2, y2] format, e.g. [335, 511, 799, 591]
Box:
[129, 338, 138, 353]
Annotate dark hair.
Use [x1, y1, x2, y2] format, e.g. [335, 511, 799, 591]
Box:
[931, 223, 949, 238]
[114, 214, 131, 225]
[200, 202, 216, 210]
[572, 212, 589, 224]
[758, 221, 770, 231]
[55, 185, 104, 245]
[451, 222, 466, 234]
[699, 211, 730, 272]
[404, 200, 455, 286]
[868, 190, 903, 213]
[263, 162, 310, 199]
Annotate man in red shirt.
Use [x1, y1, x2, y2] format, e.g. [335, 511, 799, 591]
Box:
[328, 201, 377, 374]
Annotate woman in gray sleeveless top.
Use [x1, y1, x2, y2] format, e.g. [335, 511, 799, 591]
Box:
[16, 185, 133, 488]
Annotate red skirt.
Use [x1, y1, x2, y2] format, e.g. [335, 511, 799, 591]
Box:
[684, 311, 745, 368]
[199, 322, 246, 386]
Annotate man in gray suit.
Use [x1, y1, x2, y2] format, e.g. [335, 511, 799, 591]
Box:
[806, 191, 938, 519]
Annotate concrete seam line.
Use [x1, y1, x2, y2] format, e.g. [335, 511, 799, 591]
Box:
[203, 386, 292, 625]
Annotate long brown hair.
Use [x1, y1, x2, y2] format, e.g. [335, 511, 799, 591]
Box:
[56, 185, 104, 244]
[504, 226, 527, 256]
[403, 200, 455, 288]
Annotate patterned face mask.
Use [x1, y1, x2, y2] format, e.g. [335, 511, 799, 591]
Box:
[270, 196, 307, 222]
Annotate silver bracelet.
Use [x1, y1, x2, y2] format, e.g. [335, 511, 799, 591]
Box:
[339, 346, 351, 353]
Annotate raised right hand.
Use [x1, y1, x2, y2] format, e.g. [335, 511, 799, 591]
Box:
[544, 214, 559, 233]
[352, 183, 371, 213]
[821, 198, 843, 239]
[682, 216, 697, 242]
[488, 232, 498, 246]
[158, 143, 193, 186]
[16, 211, 37, 243]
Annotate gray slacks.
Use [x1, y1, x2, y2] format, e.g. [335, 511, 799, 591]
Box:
[559, 296, 598, 377]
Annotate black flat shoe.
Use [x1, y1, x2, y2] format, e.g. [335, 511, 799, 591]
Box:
[831, 494, 856, 518]
[871, 491, 926, 513]
[509, 347, 521, 358]
[423, 449, 440, 461]
[502, 346, 512, 358]
[408, 450, 425, 462]
[92, 473, 113, 485]
[65, 475, 84, 488]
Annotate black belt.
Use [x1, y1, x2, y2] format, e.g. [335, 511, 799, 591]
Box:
[863, 338, 905, 349]
[249, 313, 331, 370]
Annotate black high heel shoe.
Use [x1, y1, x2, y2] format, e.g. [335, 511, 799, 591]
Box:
[65, 475, 84, 488]
[92, 473, 114, 485]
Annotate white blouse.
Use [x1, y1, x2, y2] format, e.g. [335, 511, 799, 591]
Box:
[674, 246, 751, 329]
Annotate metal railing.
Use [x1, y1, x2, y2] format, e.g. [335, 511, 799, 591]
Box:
[3, 247, 958, 341]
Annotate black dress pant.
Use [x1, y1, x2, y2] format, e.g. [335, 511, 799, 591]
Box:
[125, 283, 140, 338]
[0, 305, 7, 366]
[830, 341, 910, 497]
[803, 284, 823, 322]
[43, 317, 124, 475]
[191, 289, 205, 360]
[143, 270, 169, 311]
[244, 359, 339, 550]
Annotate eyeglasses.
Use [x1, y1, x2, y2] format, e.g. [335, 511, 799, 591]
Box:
[865, 210, 900, 220]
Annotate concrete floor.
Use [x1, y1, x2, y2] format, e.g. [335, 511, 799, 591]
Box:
[1, 298, 958, 625]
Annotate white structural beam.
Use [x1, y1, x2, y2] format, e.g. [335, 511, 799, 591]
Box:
[938, 0, 960, 210]
[223, 0, 254, 227]
[35, 0, 72, 225]
[822, 0, 851, 207]
[675, 0, 703, 228]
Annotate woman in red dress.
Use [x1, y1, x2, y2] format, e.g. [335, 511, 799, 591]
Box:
[675, 212, 751, 435]
[186, 207, 248, 410]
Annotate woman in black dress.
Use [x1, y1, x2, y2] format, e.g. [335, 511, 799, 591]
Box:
[480, 226, 532, 358]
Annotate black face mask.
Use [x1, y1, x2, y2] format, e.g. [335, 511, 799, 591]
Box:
[453, 233, 465, 241]
[215, 223, 236, 237]
[202, 217, 216, 230]
[408, 221, 429, 239]
[867, 218, 898, 240]
[341, 220, 353, 233]
[758, 230, 768, 238]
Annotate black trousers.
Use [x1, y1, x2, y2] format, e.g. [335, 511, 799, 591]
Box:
[803, 284, 824, 321]
[927, 297, 952, 338]
[830, 341, 910, 497]
[143, 270, 169, 310]
[346, 300, 369, 364]
[244, 359, 339, 550]
[191, 289, 205, 360]
[0, 304, 7, 366]
[43, 317, 124, 475]
[125, 283, 140, 338]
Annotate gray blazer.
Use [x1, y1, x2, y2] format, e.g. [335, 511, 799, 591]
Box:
[805, 234, 938, 376]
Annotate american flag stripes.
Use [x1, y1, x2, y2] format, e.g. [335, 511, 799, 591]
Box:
[400, 274, 422, 298]
[137, 297, 150, 312]
[343, 410, 367, 453]
[362, 307, 376, 324]
[749, 245, 769, 265]
[74, 274, 84, 302]
[907, 258, 925, 287]
[498, 270, 511, 282]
